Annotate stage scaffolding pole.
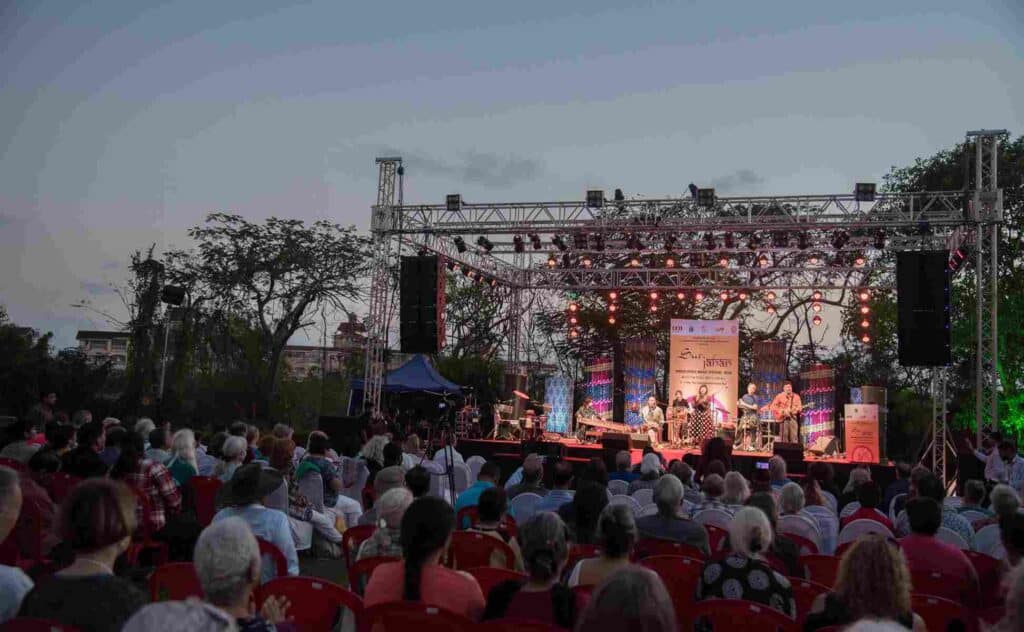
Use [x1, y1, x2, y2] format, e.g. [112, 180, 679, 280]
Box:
[930, 368, 949, 488]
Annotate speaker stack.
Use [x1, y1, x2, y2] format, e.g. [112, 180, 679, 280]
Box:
[896, 251, 950, 367]
[400, 256, 445, 354]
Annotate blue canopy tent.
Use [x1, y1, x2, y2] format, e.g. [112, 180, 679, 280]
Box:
[348, 354, 463, 413]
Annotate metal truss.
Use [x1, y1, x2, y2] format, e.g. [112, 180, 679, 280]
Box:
[928, 368, 955, 488]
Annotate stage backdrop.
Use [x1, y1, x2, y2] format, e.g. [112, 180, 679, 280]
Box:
[844, 403, 880, 463]
[544, 375, 573, 434]
[669, 320, 740, 424]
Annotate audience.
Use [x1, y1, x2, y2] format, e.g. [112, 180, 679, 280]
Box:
[778, 481, 805, 517]
[18, 479, 147, 632]
[768, 456, 791, 491]
[364, 496, 485, 620]
[98, 425, 125, 468]
[881, 461, 912, 514]
[723, 470, 751, 511]
[299, 431, 363, 526]
[609, 450, 640, 483]
[0, 419, 42, 464]
[894, 473, 974, 546]
[567, 503, 637, 588]
[1000, 511, 1024, 569]
[841, 481, 894, 531]
[109, 432, 182, 533]
[559, 480, 608, 545]
[470, 486, 523, 570]
[61, 421, 109, 478]
[536, 460, 575, 514]
[580, 457, 609, 488]
[455, 460, 501, 515]
[506, 453, 547, 499]
[146, 426, 172, 464]
[357, 487, 414, 561]
[898, 497, 979, 607]
[805, 535, 924, 631]
[959, 479, 992, 516]
[636, 473, 710, 555]
[358, 466, 406, 527]
[976, 483, 1022, 530]
[840, 467, 871, 511]
[576, 566, 675, 632]
[401, 434, 423, 469]
[995, 562, 1024, 632]
[629, 453, 663, 495]
[122, 601, 236, 632]
[193, 517, 292, 631]
[746, 491, 802, 577]
[0, 467, 32, 623]
[696, 506, 796, 619]
[245, 425, 261, 463]
[165, 428, 199, 487]
[200, 432, 228, 476]
[216, 435, 247, 483]
[134, 418, 156, 448]
[404, 465, 430, 498]
[694, 473, 727, 513]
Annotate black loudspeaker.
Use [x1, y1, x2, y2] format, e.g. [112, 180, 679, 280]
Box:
[601, 432, 632, 452]
[400, 256, 444, 354]
[896, 252, 950, 366]
[773, 442, 804, 464]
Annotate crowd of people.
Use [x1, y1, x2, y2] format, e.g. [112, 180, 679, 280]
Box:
[2, 401, 1024, 631]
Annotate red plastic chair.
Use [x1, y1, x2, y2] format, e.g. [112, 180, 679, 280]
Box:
[360, 601, 474, 632]
[634, 537, 707, 561]
[638, 555, 704, 630]
[762, 553, 789, 576]
[257, 576, 363, 632]
[342, 524, 376, 573]
[466, 567, 527, 596]
[705, 524, 729, 554]
[965, 550, 1004, 608]
[348, 555, 399, 596]
[0, 457, 27, 471]
[457, 506, 479, 529]
[911, 594, 976, 632]
[476, 619, 560, 632]
[149, 562, 203, 601]
[979, 605, 1006, 626]
[911, 569, 963, 602]
[49, 472, 82, 504]
[188, 476, 222, 527]
[833, 541, 856, 558]
[571, 584, 594, 601]
[446, 531, 516, 570]
[564, 543, 601, 574]
[256, 537, 288, 579]
[788, 578, 829, 624]
[2, 619, 82, 631]
[691, 599, 799, 631]
[800, 555, 839, 587]
[781, 532, 819, 556]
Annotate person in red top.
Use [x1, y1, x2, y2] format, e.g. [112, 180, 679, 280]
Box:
[364, 496, 485, 620]
[110, 433, 181, 532]
[841, 481, 894, 532]
[899, 497, 979, 608]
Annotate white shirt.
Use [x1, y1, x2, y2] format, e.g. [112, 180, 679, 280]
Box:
[0, 564, 33, 623]
[986, 452, 1024, 490]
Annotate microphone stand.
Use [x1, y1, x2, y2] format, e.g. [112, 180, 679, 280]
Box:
[421, 389, 459, 504]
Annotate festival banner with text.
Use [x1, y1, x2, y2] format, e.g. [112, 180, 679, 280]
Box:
[669, 320, 740, 424]
[844, 403, 880, 463]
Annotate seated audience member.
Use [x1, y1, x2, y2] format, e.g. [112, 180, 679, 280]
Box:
[769, 455, 792, 491]
[693, 474, 727, 513]
[358, 487, 414, 561]
[802, 478, 826, 507]
[636, 473, 710, 555]
[805, 535, 924, 631]
[559, 480, 608, 545]
[146, 426, 172, 464]
[974, 483, 1021, 531]
[894, 473, 974, 547]
[364, 497, 485, 620]
[536, 460, 575, 514]
[484, 512, 585, 629]
[567, 504, 637, 588]
[0, 467, 32, 623]
[746, 492, 803, 577]
[165, 429, 199, 487]
[507, 453, 547, 499]
[839, 467, 871, 511]
[405, 465, 430, 498]
[808, 461, 840, 499]
[360, 435, 389, 475]
[898, 497, 979, 608]
[358, 465, 406, 527]
[959, 479, 993, 517]
[256, 435, 276, 463]
[580, 457, 609, 488]
[97, 425, 125, 468]
[15, 455, 59, 559]
[134, 417, 156, 448]
[778, 481, 805, 516]
[298, 431, 363, 526]
[0, 419, 41, 464]
[382, 441, 403, 468]
[470, 487, 523, 570]
[670, 461, 703, 505]
[18, 479, 147, 632]
[455, 460, 501, 515]
[882, 461, 912, 514]
[697, 506, 796, 619]
[245, 425, 261, 463]
[216, 436, 247, 483]
[61, 421, 109, 478]
[200, 432, 228, 476]
[401, 434, 423, 470]
[609, 450, 640, 483]
[628, 453, 663, 495]
[69, 409, 92, 429]
[122, 601, 236, 632]
[212, 464, 299, 582]
[576, 566, 675, 632]
[723, 471, 751, 512]
[696, 437, 733, 479]
[1001, 511, 1024, 569]
[193, 518, 292, 631]
[841, 481, 894, 530]
[995, 562, 1024, 632]
[706, 459, 728, 479]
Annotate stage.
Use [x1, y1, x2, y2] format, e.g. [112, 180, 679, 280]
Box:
[456, 437, 897, 488]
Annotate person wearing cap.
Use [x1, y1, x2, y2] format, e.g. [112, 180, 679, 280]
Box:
[212, 463, 299, 582]
[357, 465, 407, 527]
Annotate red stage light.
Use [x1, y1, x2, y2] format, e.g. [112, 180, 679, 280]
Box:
[860, 305, 870, 315]
[809, 256, 820, 265]
[608, 316, 616, 324]
[758, 255, 769, 268]
[547, 255, 557, 268]
[569, 329, 579, 339]
[569, 316, 578, 325]
[630, 256, 641, 267]
[609, 291, 618, 300]
[676, 292, 685, 300]
[812, 290, 822, 301]
[858, 290, 870, 301]
[812, 315, 822, 326]
[719, 257, 729, 267]
[649, 291, 659, 300]
[695, 292, 705, 301]
[582, 256, 593, 268]
[650, 304, 658, 312]
[860, 319, 870, 328]
[854, 256, 865, 267]
[568, 303, 578, 312]
[738, 291, 748, 301]
[608, 304, 617, 313]
[812, 302, 822, 312]
[766, 291, 776, 301]
[861, 334, 871, 343]
[766, 304, 776, 314]
[665, 256, 676, 268]
[719, 291, 729, 301]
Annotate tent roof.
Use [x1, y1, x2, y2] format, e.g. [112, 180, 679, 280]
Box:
[351, 354, 463, 395]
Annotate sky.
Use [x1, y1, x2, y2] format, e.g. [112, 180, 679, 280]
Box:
[1, 0, 1022, 350]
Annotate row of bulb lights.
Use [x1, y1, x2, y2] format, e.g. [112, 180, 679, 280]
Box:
[566, 288, 873, 343]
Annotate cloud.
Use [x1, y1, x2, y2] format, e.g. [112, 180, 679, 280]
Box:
[382, 147, 545, 187]
[710, 169, 764, 193]
[80, 281, 115, 297]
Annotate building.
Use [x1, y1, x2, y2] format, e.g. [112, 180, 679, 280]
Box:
[76, 330, 131, 370]
[281, 345, 350, 378]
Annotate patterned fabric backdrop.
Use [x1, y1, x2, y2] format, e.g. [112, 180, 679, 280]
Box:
[544, 375, 573, 434]
[623, 339, 658, 427]
[752, 340, 787, 424]
[584, 357, 613, 419]
[800, 363, 835, 445]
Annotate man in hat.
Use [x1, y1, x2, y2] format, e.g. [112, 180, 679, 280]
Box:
[212, 463, 299, 582]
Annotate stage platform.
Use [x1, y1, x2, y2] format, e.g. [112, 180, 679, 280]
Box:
[456, 437, 897, 487]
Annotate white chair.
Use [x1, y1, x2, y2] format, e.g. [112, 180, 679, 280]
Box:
[341, 460, 369, 503]
[608, 494, 643, 516]
[960, 509, 989, 524]
[296, 471, 325, 513]
[638, 504, 660, 518]
[888, 493, 907, 523]
[779, 514, 823, 552]
[975, 524, 1003, 556]
[504, 466, 524, 491]
[943, 496, 963, 510]
[821, 490, 838, 513]
[802, 506, 839, 555]
[936, 526, 970, 550]
[682, 499, 696, 517]
[510, 492, 544, 524]
[263, 479, 289, 513]
[466, 455, 486, 483]
[839, 501, 861, 519]
[692, 508, 733, 530]
[608, 480, 630, 496]
[837, 518, 893, 547]
[632, 488, 655, 507]
[452, 463, 472, 494]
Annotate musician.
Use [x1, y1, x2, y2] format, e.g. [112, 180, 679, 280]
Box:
[668, 390, 689, 446]
[640, 395, 665, 446]
[691, 384, 714, 446]
[736, 382, 760, 451]
[770, 380, 803, 444]
[575, 396, 597, 441]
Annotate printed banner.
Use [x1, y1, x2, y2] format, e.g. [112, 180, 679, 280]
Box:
[668, 320, 740, 424]
[844, 403, 880, 463]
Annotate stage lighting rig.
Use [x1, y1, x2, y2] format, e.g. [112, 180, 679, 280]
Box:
[529, 233, 542, 250]
[718, 256, 730, 268]
[697, 188, 716, 208]
[446, 260, 458, 272]
[704, 232, 717, 250]
[547, 254, 557, 268]
[586, 190, 604, 209]
[766, 291, 776, 301]
[723, 232, 736, 249]
[665, 233, 678, 250]
[629, 254, 641, 267]
[676, 292, 685, 300]
[664, 255, 676, 268]
[552, 235, 568, 251]
[719, 291, 729, 301]
[812, 290, 823, 301]
[772, 232, 789, 248]
[574, 233, 589, 249]
[766, 304, 777, 315]
[609, 291, 618, 301]
[757, 254, 770, 268]
[581, 255, 593, 268]
[446, 194, 462, 211]
[854, 254, 866, 267]
[593, 234, 605, 251]
[812, 314, 822, 326]
[738, 291, 748, 301]
[747, 233, 761, 250]
[694, 291, 705, 301]
[831, 230, 849, 250]
[626, 233, 644, 251]
[513, 235, 525, 253]
[562, 254, 571, 268]
[873, 230, 886, 250]
[476, 236, 493, 252]
[797, 233, 811, 250]
[453, 236, 467, 253]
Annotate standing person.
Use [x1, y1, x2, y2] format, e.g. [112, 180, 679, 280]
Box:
[691, 385, 714, 447]
[984, 440, 1024, 490]
[736, 382, 761, 451]
[28, 391, 58, 427]
[146, 427, 172, 464]
[61, 422, 109, 478]
[297, 431, 363, 528]
[770, 380, 803, 444]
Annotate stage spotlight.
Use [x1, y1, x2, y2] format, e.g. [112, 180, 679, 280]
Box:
[574, 233, 589, 249]
[812, 302, 822, 313]
[664, 255, 676, 268]
[453, 236, 467, 253]
[757, 254, 770, 268]
[581, 255, 593, 268]
[569, 315, 578, 325]
[766, 304, 776, 314]
[568, 303, 578, 312]
[570, 328, 579, 339]
[724, 232, 736, 249]
[812, 315, 822, 326]
[873, 230, 886, 250]
[719, 291, 729, 301]
[649, 291, 659, 300]
[859, 305, 870, 315]
[858, 289, 870, 301]
[665, 234, 677, 250]
[529, 233, 542, 250]
[476, 236, 493, 252]
[609, 304, 617, 313]
[738, 291, 748, 301]
[831, 230, 849, 250]
[860, 319, 870, 328]
[812, 290, 823, 301]
[513, 235, 525, 253]
[704, 232, 717, 250]
[797, 233, 811, 250]
[854, 182, 876, 202]
[552, 235, 568, 251]
[547, 254, 557, 268]
[629, 255, 641, 267]
[747, 233, 761, 250]
[861, 334, 871, 343]
[695, 291, 705, 301]
[809, 255, 820, 265]
[608, 316, 617, 325]
[697, 188, 716, 208]
[446, 194, 462, 211]
[650, 304, 658, 313]
[718, 256, 730, 268]
[609, 291, 618, 301]
[586, 190, 604, 209]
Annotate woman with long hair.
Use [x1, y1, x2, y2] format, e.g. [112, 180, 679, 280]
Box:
[804, 535, 924, 631]
[363, 496, 485, 620]
[567, 504, 638, 588]
[165, 429, 198, 487]
[690, 385, 714, 447]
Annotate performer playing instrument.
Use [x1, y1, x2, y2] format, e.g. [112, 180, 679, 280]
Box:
[668, 390, 689, 446]
[691, 384, 714, 446]
[640, 395, 665, 446]
[770, 380, 803, 444]
[574, 396, 597, 441]
[736, 382, 762, 451]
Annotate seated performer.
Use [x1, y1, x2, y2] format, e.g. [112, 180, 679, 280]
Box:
[668, 390, 689, 447]
[770, 380, 803, 444]
[736, 382, 761, 451]
[640, 396, 665, 447]
[574, 396, 597, 441]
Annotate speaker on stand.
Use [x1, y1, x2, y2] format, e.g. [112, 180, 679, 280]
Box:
[400, 255, 445, 354]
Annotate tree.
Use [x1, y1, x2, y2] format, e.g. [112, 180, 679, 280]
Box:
[164, 213, 371, 416]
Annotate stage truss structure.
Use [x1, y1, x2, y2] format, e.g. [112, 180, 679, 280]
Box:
[363, 130, 1005, 483]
